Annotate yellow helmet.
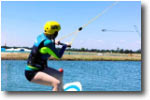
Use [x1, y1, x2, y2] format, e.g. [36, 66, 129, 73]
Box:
[44, 21, 61, 35]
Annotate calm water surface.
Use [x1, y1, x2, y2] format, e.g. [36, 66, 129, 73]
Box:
[1, 60, 141, 91]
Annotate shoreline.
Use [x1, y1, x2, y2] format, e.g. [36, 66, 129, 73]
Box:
[1, 52, 141, 61]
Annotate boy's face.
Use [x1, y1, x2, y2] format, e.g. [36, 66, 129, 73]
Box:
[45, 31, 58, 40]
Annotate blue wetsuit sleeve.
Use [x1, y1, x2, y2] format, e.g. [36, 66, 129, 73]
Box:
[43, 40, 67, 59]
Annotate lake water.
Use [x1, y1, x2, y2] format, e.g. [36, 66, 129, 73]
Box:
[1, 60, 141, 91]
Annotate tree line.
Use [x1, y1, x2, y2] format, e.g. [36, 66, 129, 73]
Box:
[66, 48, 141, 53]
[1, 46, 141, 53]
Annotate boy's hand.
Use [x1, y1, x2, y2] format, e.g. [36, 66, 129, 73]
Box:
[66, 43, 71, 48]
[55, 40, 60, 45]
[56, 41, 71, 48]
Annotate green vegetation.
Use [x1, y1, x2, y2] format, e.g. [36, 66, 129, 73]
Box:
[1, 46, 141, 54]
[66, 47, 141, 54]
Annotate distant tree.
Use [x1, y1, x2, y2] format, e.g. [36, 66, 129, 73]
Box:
[117, 47, 120, 53]
[124, 49, 130, 53]
[110, 49, 113, 52]
[81, 48, 85, 51]
[136, 49, 141, 53]
[129, 50, 133, 53]
[101, 50, 103, 52]
[119, 49, 124, 53]
[105, 49, 110, 52]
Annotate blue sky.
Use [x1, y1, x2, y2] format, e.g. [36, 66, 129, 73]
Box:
[1, 1, 141, 50]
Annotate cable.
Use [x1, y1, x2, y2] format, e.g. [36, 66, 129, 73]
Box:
[101, 29, 135, 32]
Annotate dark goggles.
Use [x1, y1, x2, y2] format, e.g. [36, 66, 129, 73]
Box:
[51, 25, 59, 29]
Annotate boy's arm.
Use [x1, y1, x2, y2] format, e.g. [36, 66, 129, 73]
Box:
[40, 40, 67, 59]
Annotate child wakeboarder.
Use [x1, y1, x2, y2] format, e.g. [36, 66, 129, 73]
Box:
[25, 21, 71, 91]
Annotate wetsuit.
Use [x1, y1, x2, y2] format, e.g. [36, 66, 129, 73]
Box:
[25, 33, 67, 81]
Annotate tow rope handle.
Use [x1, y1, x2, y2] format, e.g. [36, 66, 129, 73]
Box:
[59, 42, 71, 48]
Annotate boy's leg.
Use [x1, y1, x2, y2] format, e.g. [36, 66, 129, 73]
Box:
[42, 67, 64, 91]
[31, 71, 60, 91]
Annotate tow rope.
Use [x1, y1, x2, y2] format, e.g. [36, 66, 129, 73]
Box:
[58, 1, 119, 44]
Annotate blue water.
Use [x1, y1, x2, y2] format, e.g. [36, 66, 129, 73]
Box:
[1, 60, 141, 91]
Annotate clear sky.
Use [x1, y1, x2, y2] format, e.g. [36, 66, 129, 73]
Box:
[1, 1, 141, 50]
